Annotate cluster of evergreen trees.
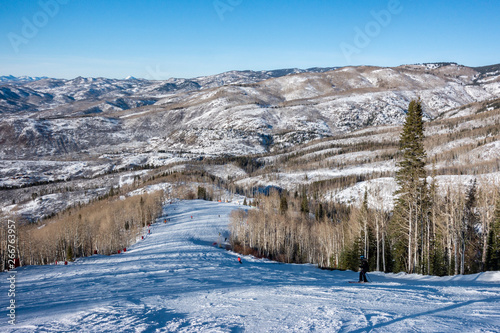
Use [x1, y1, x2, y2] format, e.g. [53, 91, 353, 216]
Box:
[230, 100, 500, 275]
[390, 99, 499, 274]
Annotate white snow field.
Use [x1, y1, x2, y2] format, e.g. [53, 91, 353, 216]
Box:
[2, 200, 500, 332]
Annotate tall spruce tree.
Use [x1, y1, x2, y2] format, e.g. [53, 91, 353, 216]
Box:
[391, 99, 427, 273]
[300, 189, 309, 214]
[461, 179, 480, 274]
[279, 194, 288, 215]
[66, 244, 74, 262]
[486, 193, 500, 271]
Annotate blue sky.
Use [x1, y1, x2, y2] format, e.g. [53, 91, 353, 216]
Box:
[0, 0, 499, 79]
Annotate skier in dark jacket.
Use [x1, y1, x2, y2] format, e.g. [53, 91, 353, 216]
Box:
[359, 255, 369, 282]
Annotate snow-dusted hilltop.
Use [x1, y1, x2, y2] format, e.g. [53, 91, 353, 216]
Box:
[0, 75, 49, 83]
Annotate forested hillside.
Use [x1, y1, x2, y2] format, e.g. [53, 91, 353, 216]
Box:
[230, 100, 500, 275]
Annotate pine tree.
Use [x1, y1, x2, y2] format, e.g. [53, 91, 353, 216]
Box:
[486, 194, 500, 271]
[140, 196, 145, 227]
[461, 179, 480, 274]
[66, 245, 74, 262]
[197, 186, 207, 200]
[300, 190, 309, 214]
[279, 194, 288, 215]
[340, 237, 361, 271]
[391, 99, 427, 273]
[316, 203, 324, 221]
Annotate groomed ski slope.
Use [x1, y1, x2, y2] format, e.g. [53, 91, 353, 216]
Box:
[2, 200, 500, 332]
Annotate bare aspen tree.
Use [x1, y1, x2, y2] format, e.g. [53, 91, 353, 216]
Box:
[372, 188, 386, 272]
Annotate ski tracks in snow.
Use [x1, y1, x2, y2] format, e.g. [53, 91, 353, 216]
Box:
[1, 200, 500, 332]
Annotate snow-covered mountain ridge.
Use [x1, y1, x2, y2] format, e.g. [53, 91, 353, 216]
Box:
[1, 63, 499, 161]
[0, 75, 49, 83]
[0, 67, 338, 115]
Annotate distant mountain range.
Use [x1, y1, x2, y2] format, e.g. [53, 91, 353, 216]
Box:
[0, 67, 341, 115]
[0, 75, 49, 83]
[0, 63, 499, 161]
[1, 67, 340, 84]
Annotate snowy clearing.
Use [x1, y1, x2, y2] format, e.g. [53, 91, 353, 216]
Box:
[1, 200, 499, 332]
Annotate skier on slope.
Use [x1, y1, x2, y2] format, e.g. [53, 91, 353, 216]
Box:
[359, 255, 369, 283]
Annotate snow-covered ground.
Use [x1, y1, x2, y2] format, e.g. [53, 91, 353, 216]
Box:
[329, 172, 500, 210]
[236, 161, 396, 190]
[2, 200, 499, 332]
